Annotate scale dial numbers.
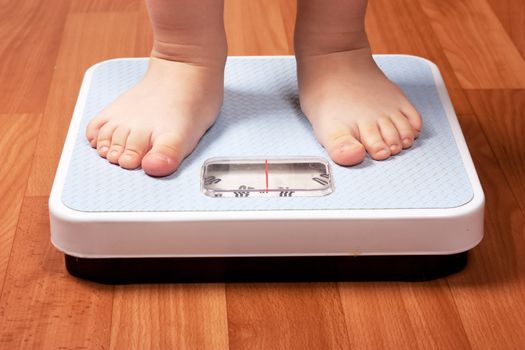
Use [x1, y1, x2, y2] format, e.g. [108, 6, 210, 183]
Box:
[201, 157, 334, 198]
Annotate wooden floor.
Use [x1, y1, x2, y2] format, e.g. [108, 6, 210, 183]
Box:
[1, 0, 524, 348]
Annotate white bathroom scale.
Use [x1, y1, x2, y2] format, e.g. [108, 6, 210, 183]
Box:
[49, 55, 484, 283]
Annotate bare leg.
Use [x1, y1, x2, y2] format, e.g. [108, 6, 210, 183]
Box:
[86, 0, 227, 176]
[295, 0, 422, 165]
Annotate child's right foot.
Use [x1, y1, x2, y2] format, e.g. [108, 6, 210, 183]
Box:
[85, 56, 225, 177]
[86, 0, 227, 177]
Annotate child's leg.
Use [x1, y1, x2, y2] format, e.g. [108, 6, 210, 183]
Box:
[86, 0, 227, 177]
[294, 0, 422, 165]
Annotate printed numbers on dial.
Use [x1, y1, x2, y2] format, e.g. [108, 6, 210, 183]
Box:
[312, 173, 329, 186]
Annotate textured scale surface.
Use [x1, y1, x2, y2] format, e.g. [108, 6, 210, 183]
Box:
[61, 56, 473, 212]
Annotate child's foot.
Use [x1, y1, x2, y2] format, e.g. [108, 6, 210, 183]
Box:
[85, 55, 225, 177]
[296, 48, 422, 165]
[86, 0, 227, 177]
[294, 0, 422, 166]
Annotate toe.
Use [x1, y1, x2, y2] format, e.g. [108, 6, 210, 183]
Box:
[142, 133, 185, 177]
[391, 113, 415, 149]
[118, 130, 151, 170]
[327, 135, 366, 166]
[378, 117, 402, 155]
[312, 121, 366, 166]
[107, 127, 130, 164]
[96, 123, 117, 157]
[358, 121, 391, 160]
[401, 104, 423, 135]
[86, 115, 108, 147]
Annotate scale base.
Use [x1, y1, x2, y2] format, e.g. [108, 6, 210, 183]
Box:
[65, 253, 468, 284]
[50, 56, 485, 281]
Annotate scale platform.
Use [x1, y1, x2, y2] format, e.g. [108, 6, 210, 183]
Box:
[49, 55, 484, 283]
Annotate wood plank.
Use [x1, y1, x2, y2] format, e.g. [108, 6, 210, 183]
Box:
[224, 0, 292, 55]
[26, 12, 139, 196]
[110, 284, 229, 349]
[134, 1, 154, 57]
[0, 114, 41, 297]
[0, 197, 113, 349]
[486, 0, 525, 58]
[418, 0, 525, 89]
[445, 113, 525, 348]
[466, 90, 525, 214]
[365, 0, 474, 117]
[338, 283, 418, 349]
[338, 282, 470, 349]
[226, 283, 350, 349]
[70, 0, 139, 13]
[398, 282, 471, 349]
[0, 1, 69, 113]
[277, 0, 297, 53]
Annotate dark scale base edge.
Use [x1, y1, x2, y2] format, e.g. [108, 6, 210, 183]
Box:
[65, 253, 468, 284]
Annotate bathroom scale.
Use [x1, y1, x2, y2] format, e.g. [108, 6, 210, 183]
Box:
[49, 55, 484, 283]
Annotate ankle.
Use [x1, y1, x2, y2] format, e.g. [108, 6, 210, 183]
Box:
[151, 35, 227, 69]
[146, 0, 227, 68]
[293, 0, 370, 58]
[294, 29, 370, 58]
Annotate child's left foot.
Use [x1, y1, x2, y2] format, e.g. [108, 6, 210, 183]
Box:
[294, 0, 422, 166]
[296, 47, 422, 166]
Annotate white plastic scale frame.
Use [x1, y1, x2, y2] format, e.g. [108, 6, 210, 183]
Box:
[49, 56, 484, 259]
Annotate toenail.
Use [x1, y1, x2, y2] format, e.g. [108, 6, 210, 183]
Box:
[149, 153, 172, 163]
[99, 146, 108, 153]
[121, 154, 134, 162]
[377, 149, 390, 158]
[402, 138, 412, 147]
[339, 143, 357, 153]
[109, 150, 119, 157]
[390, 144, 399, 152]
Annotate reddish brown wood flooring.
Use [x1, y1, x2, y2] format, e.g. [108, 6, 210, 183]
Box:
[1, 0, 524, 348]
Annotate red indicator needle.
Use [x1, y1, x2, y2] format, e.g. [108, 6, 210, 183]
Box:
[265, 159, 269, 192]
